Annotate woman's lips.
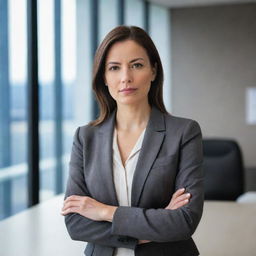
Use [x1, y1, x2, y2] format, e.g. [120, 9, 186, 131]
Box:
[119, 88, 137, 94]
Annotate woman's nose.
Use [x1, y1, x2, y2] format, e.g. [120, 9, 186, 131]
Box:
[120, 68, 133, 84]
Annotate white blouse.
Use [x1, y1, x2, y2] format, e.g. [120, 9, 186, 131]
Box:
[112, 128, 146, 256]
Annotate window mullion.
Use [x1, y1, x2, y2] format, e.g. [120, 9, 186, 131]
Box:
[27, 0, 40, 207]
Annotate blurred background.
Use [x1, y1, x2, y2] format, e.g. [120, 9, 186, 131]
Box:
[0, 0, 255, 222]
[0, 0, 172, 221]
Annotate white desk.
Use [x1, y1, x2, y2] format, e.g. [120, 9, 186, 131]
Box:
[0, 195, 256, 256]
[193, 200, 256, 256]
[0, 195, 85, 256]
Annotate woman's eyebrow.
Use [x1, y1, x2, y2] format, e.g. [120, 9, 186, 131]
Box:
[130, 57, 144, 63]
[106, 58, 145, 66]
[106, 61, 120, 66]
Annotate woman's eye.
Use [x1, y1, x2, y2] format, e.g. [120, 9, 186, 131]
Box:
[132, 63, 143, 69]
[109, 66, 119, 71]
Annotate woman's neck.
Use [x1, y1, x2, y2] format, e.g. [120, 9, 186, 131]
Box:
[115, 102, 151, 132]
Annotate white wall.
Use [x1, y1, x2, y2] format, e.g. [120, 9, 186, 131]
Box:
[171, 3, 256, 167]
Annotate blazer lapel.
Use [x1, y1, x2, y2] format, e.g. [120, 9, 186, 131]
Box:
[97, 110, 119, 206]
[131, 107, 166, 206]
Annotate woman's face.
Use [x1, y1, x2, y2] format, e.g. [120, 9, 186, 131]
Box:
[104, 39, 156, 107]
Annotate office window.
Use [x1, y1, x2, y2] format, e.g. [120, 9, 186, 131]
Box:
[38, 0, 81, 200]
[62, 0, 82, 185]
[99, 0, 118, 42]
[149, 4, 172, 112]
[125, 0, 144, 28]
[38, 0, 56, 201]
[0, 0, 28, 220]
[62, 0, 93, 185]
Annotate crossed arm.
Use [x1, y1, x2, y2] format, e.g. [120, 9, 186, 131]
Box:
[61, 188, 191, 244]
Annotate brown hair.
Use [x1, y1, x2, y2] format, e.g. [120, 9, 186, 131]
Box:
[90, 25, 168, 126]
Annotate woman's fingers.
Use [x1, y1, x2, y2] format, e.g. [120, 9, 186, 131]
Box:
[61, 195, 110, 221]
[172, 188, 185, 200]
[166, 197, 189, 210]
[64, 195, 84, 203]
[172, 193, 191, 204]
[62, 195, 92, 210]
[170, 193, 191, 207]
[169, 199, 189, 210]
[166, 188, 191, 210]
[61, 206, 80, 216]
[62, 195, 87, 214]
[62, 200, 81, 211]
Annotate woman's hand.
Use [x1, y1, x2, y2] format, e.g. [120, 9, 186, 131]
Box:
[165, 188, 191, 210]
[138, 188, 190, 245]
[61, 195, 117, 222]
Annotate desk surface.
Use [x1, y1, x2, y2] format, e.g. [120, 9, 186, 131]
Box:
[193, 200, 256, 256]
[0, 195, 256, 256]
[0, 195, 85, 256]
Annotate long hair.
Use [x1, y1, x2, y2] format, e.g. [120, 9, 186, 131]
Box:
[90, 25, 167, 126]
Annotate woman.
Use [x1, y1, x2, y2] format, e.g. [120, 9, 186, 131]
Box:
[62, 26, 204, 256]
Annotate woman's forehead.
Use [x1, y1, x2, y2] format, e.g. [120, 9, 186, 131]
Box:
[105, 40, 149, 63]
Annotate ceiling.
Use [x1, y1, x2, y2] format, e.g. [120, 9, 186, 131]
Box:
[148, 0, 256, 8]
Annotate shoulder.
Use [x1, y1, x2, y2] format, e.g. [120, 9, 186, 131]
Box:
[149, 107, 201, 136]
[165, 113, 201, 129]
[72, 123, 100, 146]
[163, 113, 202, 139]
[160, 114, 203, 153]
[79, 123, 98, 136]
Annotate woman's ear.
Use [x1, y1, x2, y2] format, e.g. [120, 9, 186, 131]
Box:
[152, 63, 157, 82]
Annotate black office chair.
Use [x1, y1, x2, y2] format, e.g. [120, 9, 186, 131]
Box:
[202, 139, 244, 200]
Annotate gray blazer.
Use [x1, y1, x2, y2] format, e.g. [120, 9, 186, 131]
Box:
[64, 106, 204, 256]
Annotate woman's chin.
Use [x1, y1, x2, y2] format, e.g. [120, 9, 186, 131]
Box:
[117, 99, 145, 107]
[116, 95, 148, 107]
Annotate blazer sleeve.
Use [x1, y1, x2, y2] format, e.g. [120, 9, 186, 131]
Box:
[64, 127, 138, 249]
[111, 120, 204, 242]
